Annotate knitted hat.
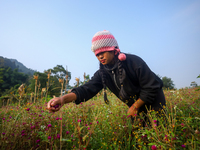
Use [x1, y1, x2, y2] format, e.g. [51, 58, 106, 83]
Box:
[91, 30, 126, 61]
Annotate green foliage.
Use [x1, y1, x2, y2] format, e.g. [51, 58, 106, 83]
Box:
[190, 81, 198, 87]
[80, 74, 90, 86]
[29, 72, 48, 91]
[0, 67, 29, 96]
[0, 88, 199, 149]
[196, 74, 200, 91]
[162, 76, 175, 90]
[48, 65, 71, 81]
[0, 56, 16, 70]
[29, 65, 71, 97]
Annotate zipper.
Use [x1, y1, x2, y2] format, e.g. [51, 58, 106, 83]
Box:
[112, 70, 120, 90]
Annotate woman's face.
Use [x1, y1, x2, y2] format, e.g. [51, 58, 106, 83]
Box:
[96, 51, 115, 65]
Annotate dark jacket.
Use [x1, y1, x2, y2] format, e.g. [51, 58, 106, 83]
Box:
[71, 53, 165, 112]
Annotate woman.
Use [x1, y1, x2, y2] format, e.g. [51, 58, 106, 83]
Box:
[47, 30, 166, 120]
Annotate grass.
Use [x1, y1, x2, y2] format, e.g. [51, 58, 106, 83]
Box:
[0, 88, 200, 150]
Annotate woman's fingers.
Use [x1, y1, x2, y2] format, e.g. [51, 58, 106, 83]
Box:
[47, 98, 61, 112]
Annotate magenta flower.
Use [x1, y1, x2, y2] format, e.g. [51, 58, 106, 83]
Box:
[26, 108, 30, 111]
[97, 121, 99, 123]
[53, 104, 59, 108]
[153, 120, 157, 123]
[2, 132, 5, 135]
[36, 139, 40, 143]
[31, 125, 35, 129]
[151, 145, 157, 150]
[2, 118, 5, 120]
[56, 117, 59, 120]
[57, 134, 60, 139]
[21, 130, 25, 133]
[48, 136, 51, 140]
[21, 133, 25, 136]
[66, 131, 70, 134]
[141, 134, 147, 138]
[78, 119, 81, 122]
[181, 144, 186, 148]
[88, 127, 90, 130]
[47, 124, 52, 128]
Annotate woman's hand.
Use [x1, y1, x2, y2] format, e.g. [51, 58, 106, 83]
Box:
[47, 97, 65, 112]
[127, 105, 138, 117]
[46, 93, 77, 112]
[127, 98, 145, 117]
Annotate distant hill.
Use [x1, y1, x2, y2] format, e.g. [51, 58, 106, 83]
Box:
[0, 56, 36, 75]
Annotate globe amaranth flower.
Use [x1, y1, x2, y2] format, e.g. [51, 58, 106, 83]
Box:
[47, 124, 52, 128]
[151, 145, 157, 150]
[31, 125, 35, 129]
[181, 144, 186, 148]
[57, 134, 60, 139]
[36, 139, 40, 143]
[21, 133, 25, 136]
[53, 104, 59, 109]
[66, 131, 70, 134]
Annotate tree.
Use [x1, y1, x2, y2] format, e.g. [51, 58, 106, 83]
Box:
[190, 81, 198, 88]
[161, 76, 175, 90]
[29, 65, 72, 97]
[80, 73, 90, 86]
[0, 67, 29, 96]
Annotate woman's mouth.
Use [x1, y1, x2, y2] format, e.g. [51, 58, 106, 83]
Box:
[100, 60, 105, 63]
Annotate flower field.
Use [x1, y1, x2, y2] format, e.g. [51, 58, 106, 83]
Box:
[0, 88, 199, 150]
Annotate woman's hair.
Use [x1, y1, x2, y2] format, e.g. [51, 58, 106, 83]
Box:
[100, 53, 128, 104]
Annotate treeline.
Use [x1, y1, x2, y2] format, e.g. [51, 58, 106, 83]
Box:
[0, 64, 72, 97]
[0, 67, 29, 96]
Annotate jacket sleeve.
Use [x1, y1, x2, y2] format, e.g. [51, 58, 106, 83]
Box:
[71, 70, 103, 104]
[135, 62, 163, 104]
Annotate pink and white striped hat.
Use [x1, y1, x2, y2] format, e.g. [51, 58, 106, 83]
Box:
[91, 30, 126, 61]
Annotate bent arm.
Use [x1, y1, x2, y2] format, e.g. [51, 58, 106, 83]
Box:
[71, 70, 103, 104]
[62, 92, 77, 104]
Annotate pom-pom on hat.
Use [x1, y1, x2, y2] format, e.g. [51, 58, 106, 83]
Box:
[91, 30, 126, 61]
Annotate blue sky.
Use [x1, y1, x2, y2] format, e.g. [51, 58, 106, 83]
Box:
[0, 0, 200, 89]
